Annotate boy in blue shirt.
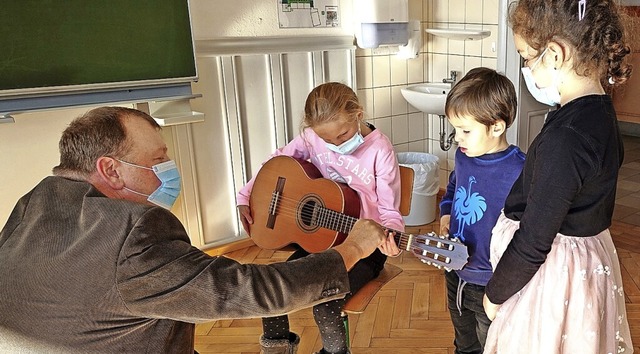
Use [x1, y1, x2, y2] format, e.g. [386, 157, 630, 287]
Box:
[439, 67, 525, 354]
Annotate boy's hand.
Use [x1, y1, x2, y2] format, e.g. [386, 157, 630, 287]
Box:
[440, 215, 451, 235]
[237, 205, 253, 234]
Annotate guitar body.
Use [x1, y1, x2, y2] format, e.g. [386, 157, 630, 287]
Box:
[249, 156, 361, 253]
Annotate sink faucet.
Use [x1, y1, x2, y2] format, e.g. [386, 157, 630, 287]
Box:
[442, 71, 457, 85]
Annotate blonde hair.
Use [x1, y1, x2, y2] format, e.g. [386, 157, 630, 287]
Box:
[302, 82, 363, 130]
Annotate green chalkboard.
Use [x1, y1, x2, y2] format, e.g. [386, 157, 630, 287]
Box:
[0, 0, 196, 94]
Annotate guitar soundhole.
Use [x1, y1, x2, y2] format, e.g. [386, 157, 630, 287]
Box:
[297, 195, 323, 233]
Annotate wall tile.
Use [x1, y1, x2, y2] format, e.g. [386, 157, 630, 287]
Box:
[358, 88, 375, 118]
[426, 113, 435, 139]
[390, 55, 408, 85]
[374, 117, 393, 141]
[408, 112, 425, 142]
[392, 114, 409, 144]
[372, 56, 391, 87]
[482, 57, 498, 70]
[448, 36, 466, 56]
[431, 53, 448, 82]
[373, 86, 392, 118]
[464, 56, 483, 74]
[484, 0, 500, 24]
[407, 53, 425, 83]
[448, 54, 465, 76]
[394, 143, 410, 153]
[356, 56, 373, 89]
[464, 25, 485, 57]
[392, 85, 409, 115]
[449, 0, 466, 23]
[408, 140, 425, 152]
[481, 24, 499, 59]
[409, 0, 423, 20]
[424, 0, 433, 22]
[466, 0, 484, 24]
[432, 0, 448, 22]
[429, 32, 449, 54]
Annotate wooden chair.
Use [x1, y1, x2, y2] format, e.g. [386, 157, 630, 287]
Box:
[341, 165, 414, 344]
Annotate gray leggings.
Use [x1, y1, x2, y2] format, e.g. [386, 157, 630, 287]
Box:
[262, 248, 384, 354]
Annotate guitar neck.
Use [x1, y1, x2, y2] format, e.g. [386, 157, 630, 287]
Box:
[317, 207, 412, 250]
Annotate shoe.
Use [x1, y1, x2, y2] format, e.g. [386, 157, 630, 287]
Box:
[313, 349, 350, 354]
[259, 333, 300, 354]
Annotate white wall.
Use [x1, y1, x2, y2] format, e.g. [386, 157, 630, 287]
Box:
[0, 107, 178, 226]
[0, 109, 83, 221]
[189, 0, 355, 38]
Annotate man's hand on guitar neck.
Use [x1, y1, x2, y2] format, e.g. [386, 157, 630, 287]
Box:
[332, 219, 385, 270]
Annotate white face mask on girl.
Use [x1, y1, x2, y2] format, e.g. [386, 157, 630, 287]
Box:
[521, 48, 561, 106]
[325, 127, 365, 155]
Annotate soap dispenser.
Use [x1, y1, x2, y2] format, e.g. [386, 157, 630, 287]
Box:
[353, 0, 409, 49]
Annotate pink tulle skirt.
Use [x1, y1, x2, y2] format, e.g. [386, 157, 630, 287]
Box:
[483, 213, 634, 354]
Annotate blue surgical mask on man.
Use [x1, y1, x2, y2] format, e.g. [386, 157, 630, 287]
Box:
[325, 125, 365, 155]
[521, 48, 561, 106]
[117, 159, 182, 210]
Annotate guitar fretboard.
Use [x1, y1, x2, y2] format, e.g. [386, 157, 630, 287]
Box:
[314, 204, 440, 252]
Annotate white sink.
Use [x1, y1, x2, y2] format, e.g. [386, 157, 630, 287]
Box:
[401, 82, 451, 115]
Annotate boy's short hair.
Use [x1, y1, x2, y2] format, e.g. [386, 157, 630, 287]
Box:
[445, 67, 517, 129]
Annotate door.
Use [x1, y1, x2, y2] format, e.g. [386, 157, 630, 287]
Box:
[497, 0, 551, 152]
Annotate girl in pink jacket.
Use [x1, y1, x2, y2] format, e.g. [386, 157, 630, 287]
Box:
[237, 82, 404, 354]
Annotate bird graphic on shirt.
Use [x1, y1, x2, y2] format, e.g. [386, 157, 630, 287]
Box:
[453, 176, 487, 241]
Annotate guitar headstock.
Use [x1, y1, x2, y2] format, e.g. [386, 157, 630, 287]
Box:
[406, 232, 468, 271]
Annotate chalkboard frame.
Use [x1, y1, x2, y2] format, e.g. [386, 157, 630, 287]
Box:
[0, 0, 198, 114]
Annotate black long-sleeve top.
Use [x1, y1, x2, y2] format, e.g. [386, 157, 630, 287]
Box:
[485, 95, 624, 304]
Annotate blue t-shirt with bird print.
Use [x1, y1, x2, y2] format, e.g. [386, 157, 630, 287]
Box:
[440, 145, 525, 286]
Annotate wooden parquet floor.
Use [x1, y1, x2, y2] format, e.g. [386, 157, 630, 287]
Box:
[195, 220, 640, 353]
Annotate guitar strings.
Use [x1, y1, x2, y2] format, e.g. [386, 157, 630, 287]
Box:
[258, 193, 415, 250]
[254, 193, 466, 268]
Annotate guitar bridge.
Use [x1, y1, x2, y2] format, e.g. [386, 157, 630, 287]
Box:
[266, 177, 286, 229]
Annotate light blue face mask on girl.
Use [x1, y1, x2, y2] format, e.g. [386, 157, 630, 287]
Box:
[118, 159, 182, 210]
[521, 48, 561, 106]
[325, 130, 365, 155]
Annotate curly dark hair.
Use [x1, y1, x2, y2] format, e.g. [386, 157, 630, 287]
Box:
[509, 0, 633, 86]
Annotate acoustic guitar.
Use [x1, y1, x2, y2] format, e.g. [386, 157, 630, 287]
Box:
[248, 156, 468, 270]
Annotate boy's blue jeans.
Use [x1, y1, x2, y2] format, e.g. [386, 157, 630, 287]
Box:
[445, 270, 492, 354]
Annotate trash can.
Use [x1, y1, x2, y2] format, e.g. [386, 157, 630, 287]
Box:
[397, 152, 440, 226]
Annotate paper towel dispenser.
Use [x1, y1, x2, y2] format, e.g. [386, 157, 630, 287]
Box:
[354, 0, 409, 49]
